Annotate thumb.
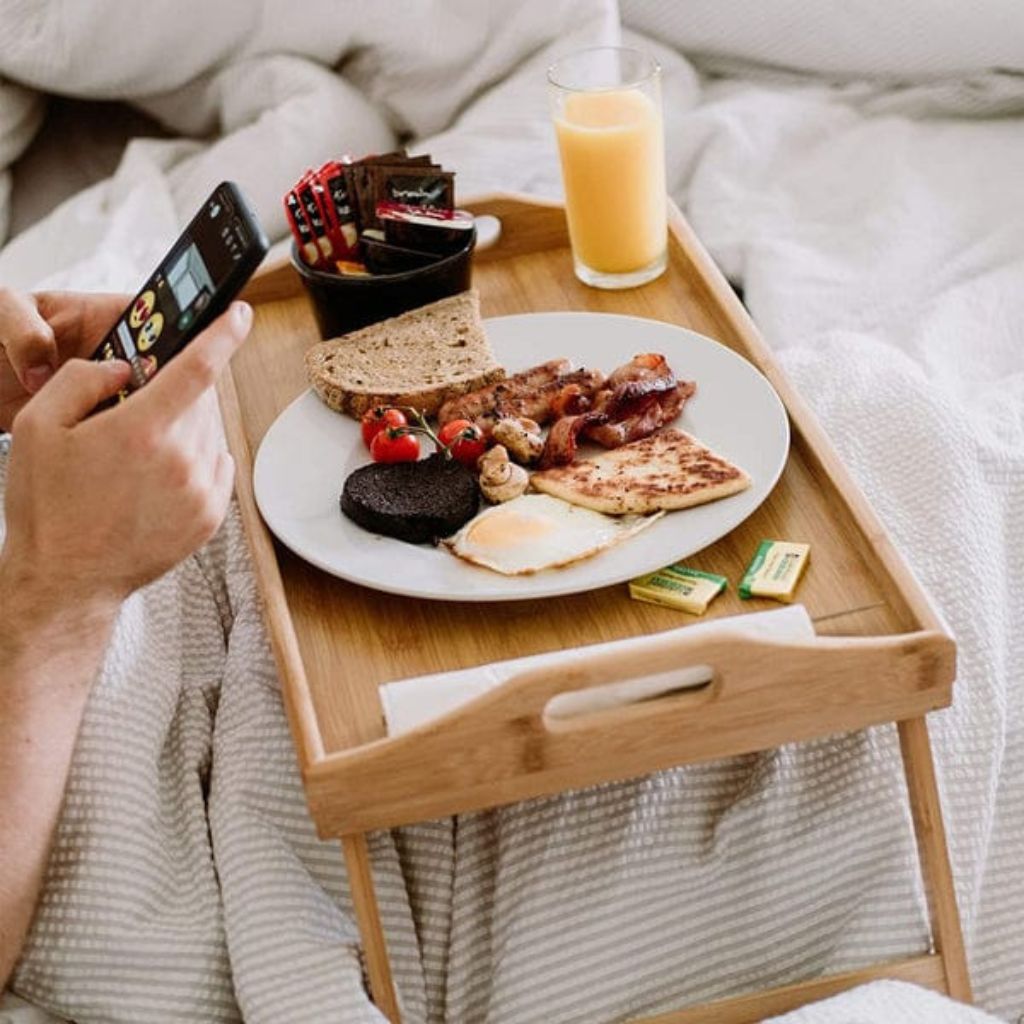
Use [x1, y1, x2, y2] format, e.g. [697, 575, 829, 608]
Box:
[35, 357, 133, 426]
[137, 301, 251, 424]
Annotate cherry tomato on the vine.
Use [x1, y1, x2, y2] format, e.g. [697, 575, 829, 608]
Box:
[361, 406, 407, 448]
[369, 427, 420, 463]
[437, 419, 487, 467]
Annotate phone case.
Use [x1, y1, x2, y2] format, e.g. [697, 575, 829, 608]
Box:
[90, 181, 269, 405]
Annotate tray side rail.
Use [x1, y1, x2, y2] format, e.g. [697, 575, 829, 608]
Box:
[217, 367, 325, 767]
[662, 200, 947, 637]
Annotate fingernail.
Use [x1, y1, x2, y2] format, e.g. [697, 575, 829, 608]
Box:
[24, 364, 54, 393]
[231, 301, 252, 334]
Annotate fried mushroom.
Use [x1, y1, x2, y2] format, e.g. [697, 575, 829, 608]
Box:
[477, 444, 529, 503]
[492, 416, 544, 465]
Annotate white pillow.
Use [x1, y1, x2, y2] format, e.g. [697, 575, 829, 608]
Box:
[0, 0, 617, 141]
[341, 0, 618, 137]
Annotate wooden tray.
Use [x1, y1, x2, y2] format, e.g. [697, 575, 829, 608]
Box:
[221, 195, 969, 1023]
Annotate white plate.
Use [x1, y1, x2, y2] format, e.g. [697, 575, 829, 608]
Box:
[253, 312, 789, 602]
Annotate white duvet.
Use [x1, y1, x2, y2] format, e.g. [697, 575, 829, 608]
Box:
[1, 3, 1022, 1022]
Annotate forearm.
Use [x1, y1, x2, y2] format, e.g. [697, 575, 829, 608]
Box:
[0, 554, 116, 987]
[0, 288, 249, 986]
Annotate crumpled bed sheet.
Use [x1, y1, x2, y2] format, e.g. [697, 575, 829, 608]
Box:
[1, 3, 1022, 1022]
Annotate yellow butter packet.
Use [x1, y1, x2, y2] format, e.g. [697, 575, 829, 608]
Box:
[739, 540, 810, 603]
[629, 564, 728, 615]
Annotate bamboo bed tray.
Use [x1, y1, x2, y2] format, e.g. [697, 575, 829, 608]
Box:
[222, 195, 970, 1023]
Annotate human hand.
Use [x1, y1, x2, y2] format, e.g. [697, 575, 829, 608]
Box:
[0, 290, 130, 432]
[0, 299, 252, 634]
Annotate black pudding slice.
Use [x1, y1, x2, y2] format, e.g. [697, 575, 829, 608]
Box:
[341, 453, 479, 544]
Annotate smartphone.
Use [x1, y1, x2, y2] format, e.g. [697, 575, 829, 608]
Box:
[91, 181, 269, 402]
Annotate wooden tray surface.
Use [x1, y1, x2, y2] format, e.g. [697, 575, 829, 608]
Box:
[222, 195, 952, 831]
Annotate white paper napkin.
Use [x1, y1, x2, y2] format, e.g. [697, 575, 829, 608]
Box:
[380, 605, 815, 735]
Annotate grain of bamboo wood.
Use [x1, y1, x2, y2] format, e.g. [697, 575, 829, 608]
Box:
[221, 194, 970, 1022]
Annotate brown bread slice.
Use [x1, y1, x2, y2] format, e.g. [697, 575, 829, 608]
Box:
[304, 290, 505, 419]
[529, 428, 751, 514]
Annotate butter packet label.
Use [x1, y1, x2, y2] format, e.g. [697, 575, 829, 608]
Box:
[739, 540, 810, 602]
[629, 564, 728, 615]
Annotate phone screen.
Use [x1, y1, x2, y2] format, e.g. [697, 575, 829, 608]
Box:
[94, 185, 265, 397]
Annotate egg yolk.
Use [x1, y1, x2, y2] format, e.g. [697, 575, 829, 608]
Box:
[465, 510, 556, 549]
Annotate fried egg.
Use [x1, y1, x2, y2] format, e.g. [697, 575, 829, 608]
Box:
[444, 493, 662, 575]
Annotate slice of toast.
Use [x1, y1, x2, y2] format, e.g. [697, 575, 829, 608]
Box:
[530, 428, 751, 514]
[304, 290, 505, 419]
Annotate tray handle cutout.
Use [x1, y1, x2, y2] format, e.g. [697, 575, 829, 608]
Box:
[543, 662, 715, 728]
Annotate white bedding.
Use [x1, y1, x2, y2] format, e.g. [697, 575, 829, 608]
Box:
[1, 3, 1022, 1022]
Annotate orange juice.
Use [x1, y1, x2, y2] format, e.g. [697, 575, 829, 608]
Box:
[554, 88, 666, 275]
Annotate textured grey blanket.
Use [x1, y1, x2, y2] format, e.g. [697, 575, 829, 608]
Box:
[2, 3, 1022, 1021]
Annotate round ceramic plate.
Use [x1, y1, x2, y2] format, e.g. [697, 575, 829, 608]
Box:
[253, 312, 789, 602]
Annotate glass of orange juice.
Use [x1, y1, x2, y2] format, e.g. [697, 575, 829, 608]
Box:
[548, 47, 667, 289]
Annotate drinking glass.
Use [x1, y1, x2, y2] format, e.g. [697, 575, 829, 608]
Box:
[548, 47, 667, 289]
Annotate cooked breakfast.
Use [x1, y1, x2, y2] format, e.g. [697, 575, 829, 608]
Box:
[530, 428, 751, 515]
[315, 309, 753, 573]
[305, 290, 504, 419]
[477, 445, 529, 504]
[341, 453, 479, 544]
[444, 493, 662, 575]
[540, 353, 695, 466]
[490, 416, 544, 465]
[437, 359, 605, 437]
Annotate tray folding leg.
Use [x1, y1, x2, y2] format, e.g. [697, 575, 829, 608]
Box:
[897, 717, 971, 1001]
[343, 835, 402, 1022]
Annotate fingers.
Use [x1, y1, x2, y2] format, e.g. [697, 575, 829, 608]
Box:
[187, 449, 236, 552]
[192, 391, 232, 497]
[176, 380, 221, 443]
[34, 291, 131, 360]
[171, 388, 222, 479]
[0, 287, 59, 393]
[180, 410, 235, 548]
[208, 450, 236, 528]
[16, 358, 132, 429]
[129, 301, 252, 427]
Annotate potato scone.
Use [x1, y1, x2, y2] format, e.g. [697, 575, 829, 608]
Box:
[529, 428, 751, 514]
[305, 290, 505, 419]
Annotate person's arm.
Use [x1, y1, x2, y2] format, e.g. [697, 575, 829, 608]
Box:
[0, 291, 252, 987]
[0, 559, 118, 982]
